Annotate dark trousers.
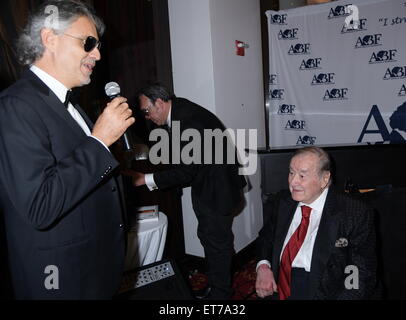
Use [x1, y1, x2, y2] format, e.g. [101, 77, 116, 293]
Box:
[262, 268, 312, 301]
[193, 199, 235, 300]
[288, 268, 312, 300]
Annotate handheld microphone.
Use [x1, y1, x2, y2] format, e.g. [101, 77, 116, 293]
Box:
[104, 82, 132, 151]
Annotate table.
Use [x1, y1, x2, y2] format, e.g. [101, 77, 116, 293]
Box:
[124, 212, 168, 271]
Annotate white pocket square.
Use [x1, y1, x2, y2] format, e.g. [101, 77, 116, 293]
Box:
[335, 237, 348, 248]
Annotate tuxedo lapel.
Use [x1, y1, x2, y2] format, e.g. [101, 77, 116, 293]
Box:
[25, 71, 88, 138]
[74, 103, 94, 130]
[308, 188, 340, 297]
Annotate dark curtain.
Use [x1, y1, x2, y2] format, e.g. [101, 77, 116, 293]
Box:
[92, 0, 157, 144]
[0, 0, 41, 91]
[94, 0, 156, 100]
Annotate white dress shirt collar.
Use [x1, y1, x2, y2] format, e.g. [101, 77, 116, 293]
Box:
[299, 187, 329, 213]
[281, 187, 330, 271]
[166, 106, 172, 127]
[30, 65, 68, 104]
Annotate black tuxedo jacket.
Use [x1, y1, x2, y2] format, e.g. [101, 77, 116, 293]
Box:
[0, 70, 126, 299]
[257, 188, 378, 299]
[153, 98, 246, 216]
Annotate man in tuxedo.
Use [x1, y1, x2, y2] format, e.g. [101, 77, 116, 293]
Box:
[255, 146, 378, 299]
[0, 0, 134, 299]
[131, 84, 246, 299]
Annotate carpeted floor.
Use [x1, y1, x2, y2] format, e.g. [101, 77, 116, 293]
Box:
[187, 259, 258, 300]
[118, 251, 260, 300]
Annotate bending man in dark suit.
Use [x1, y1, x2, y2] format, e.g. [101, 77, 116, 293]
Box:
[0, 0, 134, 299]
[255, 146, 378, 299]
[131, 84, 246, 299]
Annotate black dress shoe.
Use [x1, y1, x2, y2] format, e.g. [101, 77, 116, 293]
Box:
[193, 286, 212, 299]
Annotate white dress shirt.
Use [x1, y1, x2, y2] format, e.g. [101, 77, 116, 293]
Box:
[257, 187, 329, 272]
[145, 107, 172, 191]
[30, 65, 109, 151]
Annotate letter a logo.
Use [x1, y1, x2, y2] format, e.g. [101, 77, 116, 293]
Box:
[44, 265, 59, 290]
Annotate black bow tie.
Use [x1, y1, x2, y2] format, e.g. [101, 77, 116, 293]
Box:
[64, 90, 79, 108]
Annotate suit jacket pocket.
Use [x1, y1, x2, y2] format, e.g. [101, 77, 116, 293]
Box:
[36, 207, 87, 250]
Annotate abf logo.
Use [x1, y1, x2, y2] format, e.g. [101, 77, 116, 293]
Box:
[327, 5, 351, 19]
[323, 88, 349, 101]
[399, 84, 406, 96]
[358, 105, 390, 143]
[369, 50, 397, 64]
[278, 104, 296, 115]
[288, 43, 311, 55]
[278, 28, 298, 40]
[270, 13, 287, 25]
[270, 89, 285, 100]
[383, 66, 406, 80]
[285, 120, 306, 131]
[341, 18, 367, 33]
[355, 34, 382, 48]
[299, 58, 322, 70]
[297, 135, 316, 145]
[359, 102, 406, 144]
[311, 73, 335, 85]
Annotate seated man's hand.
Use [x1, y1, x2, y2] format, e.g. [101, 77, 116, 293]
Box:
[255, 264, 278, 298]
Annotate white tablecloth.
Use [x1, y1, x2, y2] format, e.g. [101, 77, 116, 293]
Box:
[124, 212, 168, 271]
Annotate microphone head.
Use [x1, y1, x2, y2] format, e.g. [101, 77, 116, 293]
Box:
[105, 82, 121, 98]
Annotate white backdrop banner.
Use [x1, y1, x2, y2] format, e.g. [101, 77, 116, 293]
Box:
[266, 0, 406, 147]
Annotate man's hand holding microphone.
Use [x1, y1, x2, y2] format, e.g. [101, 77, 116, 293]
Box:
[92, 96, 135, 147]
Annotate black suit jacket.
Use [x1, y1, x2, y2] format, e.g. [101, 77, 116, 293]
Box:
[257, 188, 378, 299]
[0, 70, 126, 299]
[153, 98, 246, 215]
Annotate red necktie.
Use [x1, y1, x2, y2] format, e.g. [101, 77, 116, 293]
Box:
[278, 205, 312, 300]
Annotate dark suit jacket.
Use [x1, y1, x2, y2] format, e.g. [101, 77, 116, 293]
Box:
[0, 70, 126, 299]
[257, 188, 378, 299]
[153, 98, 246, 216]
